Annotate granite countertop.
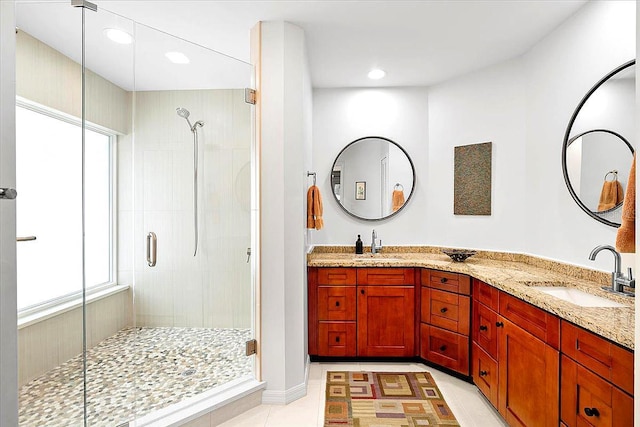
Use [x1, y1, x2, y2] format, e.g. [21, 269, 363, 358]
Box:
[307, 246, 635, 350]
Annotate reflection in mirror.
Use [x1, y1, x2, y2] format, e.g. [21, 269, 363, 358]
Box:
[562, 60, 635, 227]
[331, 136, 415, 220]
[566, 130, 633, 224]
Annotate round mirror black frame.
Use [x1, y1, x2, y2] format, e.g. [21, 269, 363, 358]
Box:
[561, 59, 635, 228]
[331, 136, 417, 221]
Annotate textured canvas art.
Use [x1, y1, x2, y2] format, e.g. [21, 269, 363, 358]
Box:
[454, 142, 492, 215]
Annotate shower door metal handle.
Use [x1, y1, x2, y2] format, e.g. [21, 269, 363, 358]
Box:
[147, 232, 157, 267]
[0, 188, 17, 199]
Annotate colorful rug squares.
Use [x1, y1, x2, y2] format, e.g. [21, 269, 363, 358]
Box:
[324, 371, 460, 427]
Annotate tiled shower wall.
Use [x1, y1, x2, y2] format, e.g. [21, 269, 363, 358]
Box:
[118, 89, 252, 329]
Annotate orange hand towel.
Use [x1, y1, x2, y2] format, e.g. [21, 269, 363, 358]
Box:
[597, 179, 623, 212]
[306, 185, 324, 230]
[616, 155, 635, 253]
[392, 189, 405, 212]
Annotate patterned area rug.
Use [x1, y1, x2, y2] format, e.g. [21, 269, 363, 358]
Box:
[324, 371, 460, 427]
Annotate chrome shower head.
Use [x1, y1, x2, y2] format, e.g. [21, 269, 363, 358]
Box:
[176, 107, 190, 119]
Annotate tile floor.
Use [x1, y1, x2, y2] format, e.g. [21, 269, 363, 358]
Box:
[19, 327, 252, 426]
[219, 361, 508, 427]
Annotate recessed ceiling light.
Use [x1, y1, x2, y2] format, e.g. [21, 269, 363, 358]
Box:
[103, 28, 133, 45]
[165, 51, 190, 64]
[368, 69, 386, 80]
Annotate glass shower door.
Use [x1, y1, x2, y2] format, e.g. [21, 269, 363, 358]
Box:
[16, 2, 255, 424]
[126, 21, 256, 423]
[15, 2, 85, 426]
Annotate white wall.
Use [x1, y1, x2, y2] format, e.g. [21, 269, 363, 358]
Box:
[258, 21, 311, 403]
[427, 58, 527, 252]
[312, 87, 429, 246]
[0, 1, 18, 424]
[311, 1, 635, 274]
[524, 0, 635, 269]
[127, 89, 253, 329]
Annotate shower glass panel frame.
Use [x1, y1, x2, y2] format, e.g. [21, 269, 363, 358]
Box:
[16, 1, 257, 425]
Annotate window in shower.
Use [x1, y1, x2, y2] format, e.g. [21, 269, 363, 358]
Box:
[16, 103, 114, 312]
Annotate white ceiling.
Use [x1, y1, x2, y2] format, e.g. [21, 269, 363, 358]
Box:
[16, 0, 588, 90]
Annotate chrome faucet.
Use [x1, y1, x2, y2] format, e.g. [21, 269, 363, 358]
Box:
[371, 229, 383, 254]
[588, 245, 635, 293]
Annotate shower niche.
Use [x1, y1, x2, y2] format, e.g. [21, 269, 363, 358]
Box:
[15, 2, 257, 426]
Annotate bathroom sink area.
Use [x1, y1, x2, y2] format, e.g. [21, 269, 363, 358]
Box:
[532, 286, 626, 308]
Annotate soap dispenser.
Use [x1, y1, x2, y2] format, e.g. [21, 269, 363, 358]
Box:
[355, 235, 363, 254]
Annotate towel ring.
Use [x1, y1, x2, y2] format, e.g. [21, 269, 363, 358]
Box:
[307, 171, 317, 186]
[604, 170, 618, 181]
[394, 183, 404, 191]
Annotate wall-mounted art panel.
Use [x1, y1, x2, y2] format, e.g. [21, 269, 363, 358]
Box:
[454, 142, 492, 215]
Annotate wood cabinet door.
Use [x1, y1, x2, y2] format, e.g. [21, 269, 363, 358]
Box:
[498, 316, 559, 427]
[420, 324, 469, 375]
[561, 355, 633, 427]
[472, 342, 499, 408]
[424, 288, 470, 335]
[473, 300, 498, 359]
[357, 285, 415, 357]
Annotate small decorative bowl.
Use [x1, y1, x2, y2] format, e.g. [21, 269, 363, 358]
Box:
[442, 249, 477, 262]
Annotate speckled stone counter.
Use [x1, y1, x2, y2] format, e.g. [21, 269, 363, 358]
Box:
[307, 246, 635, 350]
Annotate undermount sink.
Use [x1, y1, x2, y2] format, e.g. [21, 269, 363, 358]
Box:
[532, 286, 625, 308]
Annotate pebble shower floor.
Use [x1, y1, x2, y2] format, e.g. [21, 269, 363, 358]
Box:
[19, 327, 252, 426]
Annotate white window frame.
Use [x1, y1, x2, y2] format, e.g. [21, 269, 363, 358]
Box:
[16, 97, 118, 323]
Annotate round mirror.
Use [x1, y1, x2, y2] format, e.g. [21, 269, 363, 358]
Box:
[562, 60, 635, 227]
[331, 136, 416, 221]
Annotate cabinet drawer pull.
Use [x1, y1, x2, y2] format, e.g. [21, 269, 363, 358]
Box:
[495, 321, 504, 328]
[440, 307, 448, 313]
[583, 407, 599, 417]
[335, 336, 340, 343]
[479, 325, 488, 331]
[479, 370, 488, 377]
[440, 277, 448, 283]
[335, 301, 340, 307]
[361, 289, 365, 295]
[439, 345, 447, 352]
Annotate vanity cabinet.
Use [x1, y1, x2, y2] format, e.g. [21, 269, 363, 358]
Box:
[560, 321, 633, 427]
[472, 279, 560, 426]
[420, 269, 471, 375]
[308, 267, 415, 358]
[308, 267, 357, 357]
[472, 279, 500, 407]
[498, 314, 559, 427]
[357, 268, 416, 357]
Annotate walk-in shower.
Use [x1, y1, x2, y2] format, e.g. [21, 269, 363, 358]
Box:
[15, 2, 256, 426]
[176, 107, 204, 256]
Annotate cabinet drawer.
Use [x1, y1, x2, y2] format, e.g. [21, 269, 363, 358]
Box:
[317, 268, 356, 285]
[561, 321, 633, 396]
[472, 342, 498, 408]
[318, 322, 356, 357]
[472, 300, 498, 359]
[357, 268, 414, 285]
[421, 288, 470, 335]
[420, 324, 469, 376]
[318, 286, 356, 321]
[422, 269, 471, 295]
[561, 355, 633, 427]
[473, 278, 499, 311]
[499, 292, 560, 349]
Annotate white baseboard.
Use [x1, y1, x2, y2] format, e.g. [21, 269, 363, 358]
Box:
[262, 357, 311, 405]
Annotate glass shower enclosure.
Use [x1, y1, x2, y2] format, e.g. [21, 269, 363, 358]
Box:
[15, 1, 256, 425]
